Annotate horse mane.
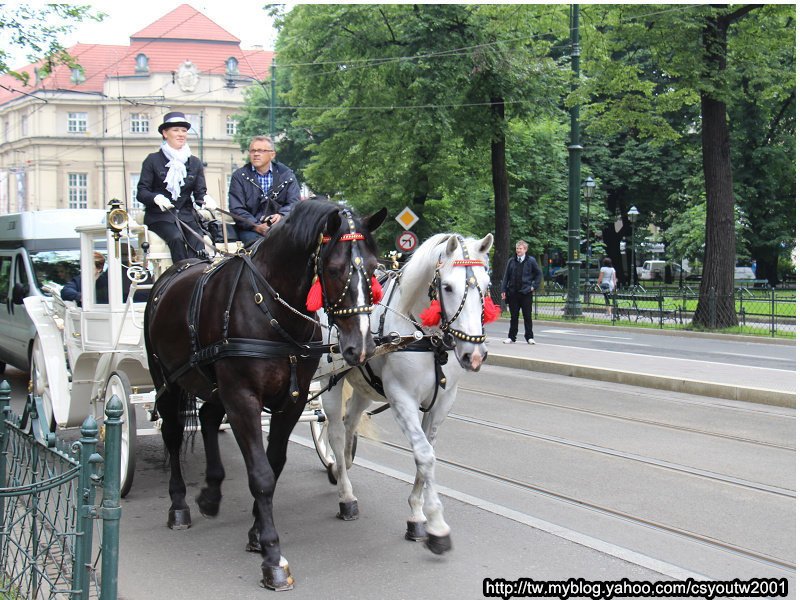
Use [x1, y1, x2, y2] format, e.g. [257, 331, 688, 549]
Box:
[395, 233, 454, 316]
[265, 198, 341, 253]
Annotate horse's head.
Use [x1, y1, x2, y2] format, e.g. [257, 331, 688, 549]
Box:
[416, 233, 495, 372]
[310, 205, 387, 366]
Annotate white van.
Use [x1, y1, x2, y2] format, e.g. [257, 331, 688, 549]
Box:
[0, 209, 106, 373]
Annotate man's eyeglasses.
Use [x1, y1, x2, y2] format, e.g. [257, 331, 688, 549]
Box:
[249, 149, 274, 154]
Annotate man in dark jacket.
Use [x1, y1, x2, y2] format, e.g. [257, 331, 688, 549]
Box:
[228, 135, 301, 246]
[500, 240, 543, 345]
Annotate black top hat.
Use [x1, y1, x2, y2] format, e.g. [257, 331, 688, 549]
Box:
[158, 111, 191, 134]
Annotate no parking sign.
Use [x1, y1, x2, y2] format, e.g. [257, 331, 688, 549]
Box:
[395, 230, 418, 253]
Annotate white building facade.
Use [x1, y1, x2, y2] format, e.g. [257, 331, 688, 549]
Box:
[0, 4, 272, 215]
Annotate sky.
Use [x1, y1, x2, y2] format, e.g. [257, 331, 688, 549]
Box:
[5, 1, 285, 69]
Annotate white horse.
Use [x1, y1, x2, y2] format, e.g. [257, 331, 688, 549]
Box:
[321, 233, 496, 554]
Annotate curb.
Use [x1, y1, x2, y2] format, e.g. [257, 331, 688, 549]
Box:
[486, 353, 796, 409]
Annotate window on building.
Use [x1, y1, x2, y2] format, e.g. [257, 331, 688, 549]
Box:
[184, 113, 200, 134]
[20, 114, 28, 137]
[130, 173, 143, 214]
[70, 67, 85, 84]
[135, 53, 149, 73]
[68, 112, 88, 133]
[68, 173, 88, 209]
[226, 115, 238, 136]
[130, 113, 150, 134]
[225, 57, 239, 77]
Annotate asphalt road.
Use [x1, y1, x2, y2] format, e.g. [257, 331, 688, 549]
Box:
[0, 347, 794, 599]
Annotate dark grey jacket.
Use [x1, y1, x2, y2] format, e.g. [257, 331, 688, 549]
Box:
[228, 161, 301, 231]
[501, 255, 543, 295]
[136, 149, 207, 227]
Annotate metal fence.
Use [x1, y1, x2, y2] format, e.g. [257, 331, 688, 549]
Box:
[530, 284, 796, 338]
[0, 381, 122, 600]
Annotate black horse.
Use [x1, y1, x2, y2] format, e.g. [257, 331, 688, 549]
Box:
[143, 199, 386, 590]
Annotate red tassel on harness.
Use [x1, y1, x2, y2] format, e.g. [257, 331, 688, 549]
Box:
[483, 296, 501, 324]
[419, 299, 442, 327]
[306, 278, 323, 312]
[371, 276, 383, 303]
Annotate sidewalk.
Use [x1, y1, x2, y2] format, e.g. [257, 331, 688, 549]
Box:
[484, 322, 796, 408]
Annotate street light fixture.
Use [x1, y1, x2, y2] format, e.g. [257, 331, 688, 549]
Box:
[627, 205, 640, 286]
[582, 176, 596, 294]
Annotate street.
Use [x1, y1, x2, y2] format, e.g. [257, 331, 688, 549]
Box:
[0, 326, 794, 599]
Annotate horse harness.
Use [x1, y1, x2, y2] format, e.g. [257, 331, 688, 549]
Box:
[150, 211, 375, 413]
[359, 236, 490, 415]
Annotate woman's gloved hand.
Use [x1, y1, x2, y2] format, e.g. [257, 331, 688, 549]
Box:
[154, 194, 174, 211]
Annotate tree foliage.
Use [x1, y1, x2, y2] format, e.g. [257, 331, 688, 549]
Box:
[0, 5, 104, 83]
[240, 4, 794, 324]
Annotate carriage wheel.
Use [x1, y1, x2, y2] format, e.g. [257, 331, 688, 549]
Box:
[310, 417, 337, 483]
[30, 335, 55, 432]
[104, 371, 137, 498]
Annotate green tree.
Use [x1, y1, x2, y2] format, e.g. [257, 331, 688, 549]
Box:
[581, 4, 794, 327]
[0, 5, 104, 82]
[272, 4, 569, 278]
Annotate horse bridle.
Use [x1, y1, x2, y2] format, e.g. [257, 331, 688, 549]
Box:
[314, 209, 377, 321]
[430, 236, 489, 345]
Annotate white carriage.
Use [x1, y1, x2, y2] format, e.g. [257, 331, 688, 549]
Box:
[24, 202, 335, 496]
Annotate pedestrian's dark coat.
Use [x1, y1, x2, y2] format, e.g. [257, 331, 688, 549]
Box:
[501, 255, 543, 295]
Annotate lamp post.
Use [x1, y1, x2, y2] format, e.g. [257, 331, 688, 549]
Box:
[582, 176, 595, 297]
[628, 205, 639, 286]
[564, 4, 583, 318]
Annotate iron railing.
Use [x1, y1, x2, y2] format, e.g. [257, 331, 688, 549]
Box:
[0, 381, 122, 599]
[528, 284, 796, 337]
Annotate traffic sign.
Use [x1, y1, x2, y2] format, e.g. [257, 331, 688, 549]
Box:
[395, 230, 419, 253]
[395, 207, 419, 231]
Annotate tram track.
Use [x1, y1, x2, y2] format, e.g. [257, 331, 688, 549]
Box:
[360, 435, 796, 573]
[459, 384, 795, 451]
[445, 412, 794, 498]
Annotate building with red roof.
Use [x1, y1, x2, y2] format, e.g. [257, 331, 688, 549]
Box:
[0, 4, 273, 214]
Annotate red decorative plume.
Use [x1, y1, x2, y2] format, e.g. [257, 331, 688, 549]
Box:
[483, 296, 501, 324]
[371, 276, 383, 303]
[419, 299, 442, 327]
[306, 278, 323, 312]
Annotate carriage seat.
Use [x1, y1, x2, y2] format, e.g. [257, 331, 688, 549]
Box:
[133, 211, 242, 279]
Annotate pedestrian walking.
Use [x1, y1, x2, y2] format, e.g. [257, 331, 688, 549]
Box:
[500, 240, 542, 344]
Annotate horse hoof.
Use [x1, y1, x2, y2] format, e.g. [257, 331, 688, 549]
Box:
[261, 563, 294, 591]
[196, 490, 221, 518]
[405, 521, 427, 542]
[425, 532, 452, 555]
[337, 501, 359, 521]
[326, 463, 337, 485]
[167, 508, 192, 530]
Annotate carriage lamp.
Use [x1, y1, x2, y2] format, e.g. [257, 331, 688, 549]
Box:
[107, 198, 128, 240]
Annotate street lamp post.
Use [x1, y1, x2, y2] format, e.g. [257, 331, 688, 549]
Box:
[564, 4, 583, 318]
[628, 205, 639, 287]
[582, 176, 595, 299]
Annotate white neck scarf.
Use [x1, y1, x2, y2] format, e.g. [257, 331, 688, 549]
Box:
[160, 142, 192, 201]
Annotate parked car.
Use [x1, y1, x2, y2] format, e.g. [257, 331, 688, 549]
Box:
[638, 260, 688, 281]
[0, 209, 106, 373]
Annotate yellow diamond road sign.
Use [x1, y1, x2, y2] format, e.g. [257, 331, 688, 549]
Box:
[395, 207, 419, 231]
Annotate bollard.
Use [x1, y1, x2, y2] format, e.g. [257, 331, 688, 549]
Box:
[0, 381, 9, 557]
[74, 415, 98, 600]
[101, 396, 123, 600]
